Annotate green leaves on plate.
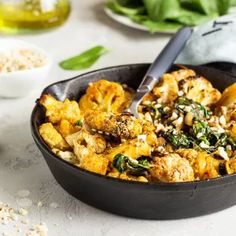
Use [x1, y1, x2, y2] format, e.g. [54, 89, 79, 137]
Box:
[59, 46, 108, 70]
[106, 0, 236, 33]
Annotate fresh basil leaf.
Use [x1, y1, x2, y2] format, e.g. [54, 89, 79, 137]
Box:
[59, 46, 108, 70]
[164, 130, 191, 148]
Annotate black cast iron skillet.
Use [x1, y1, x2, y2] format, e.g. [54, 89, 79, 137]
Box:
[31, 64, 236, 220]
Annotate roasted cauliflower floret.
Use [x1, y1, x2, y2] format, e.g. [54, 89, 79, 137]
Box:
[84, 111, 144, 139]
[194, 152, 220, 179]
[171, 68, 196, 82]
[39, 123, 70, 150]
[56, 119, 80, 138]
[79, 80, 133, 113]
[65, 129, 108, 175]
[39, 94, 81, 124]
[177, 149, 221, 180]
[66, 129, 106, 157]
[179, 75, 221, 106]
[152, 73, 179, 104]
[176, 148, 199, 166]
[145, 68, 221, 106]
[52, 148, 77, 164]
[79, 154, 109, 175]
[150, 154, 194, 182]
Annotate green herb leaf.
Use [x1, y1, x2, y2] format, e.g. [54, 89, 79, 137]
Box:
[192, 121, 211, 145]
[75, 120, 83, 126]
[175, 97, 211, 119]
[59, 46, 108, 70]
[113, 154, 150, 175]
[113, 154, 127, 173]
[164, 130, 191, 148]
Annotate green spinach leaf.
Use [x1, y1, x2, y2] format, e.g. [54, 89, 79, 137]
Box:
[106, 0, 235, 33]
[113, 154, 150, 175]
[59, 46, 108, 70]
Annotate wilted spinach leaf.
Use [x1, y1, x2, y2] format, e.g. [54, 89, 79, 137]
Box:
[164, 130, 191, 148]
[113, 154, 150, 175]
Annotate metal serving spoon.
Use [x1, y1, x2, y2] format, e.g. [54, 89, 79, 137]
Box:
[127, 27, 193, 117]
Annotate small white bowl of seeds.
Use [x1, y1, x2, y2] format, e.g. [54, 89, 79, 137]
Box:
[0, 39, 52, 98]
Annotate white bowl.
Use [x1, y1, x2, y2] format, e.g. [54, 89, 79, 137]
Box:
[0, 39, 52, 98]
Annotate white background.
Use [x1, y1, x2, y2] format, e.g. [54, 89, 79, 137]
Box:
[0, 0, 234, 235]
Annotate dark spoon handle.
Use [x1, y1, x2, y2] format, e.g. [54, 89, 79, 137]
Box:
[138, 27, 193, 93]
[128, 27, 192, 117]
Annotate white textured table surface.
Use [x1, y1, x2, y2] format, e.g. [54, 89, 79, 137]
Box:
[0, 0, 235, 235]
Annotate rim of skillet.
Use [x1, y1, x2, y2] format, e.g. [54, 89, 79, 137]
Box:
[31, 63, 236, 191]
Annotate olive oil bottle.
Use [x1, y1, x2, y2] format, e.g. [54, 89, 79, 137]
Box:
[0, 0, 71, 34]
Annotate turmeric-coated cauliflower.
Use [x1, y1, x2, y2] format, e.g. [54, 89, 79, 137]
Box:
[39, 94, 82, 124]
[150, 154, 194, 182]
[79, 80, 133, 113]
[39, 123, 70, 150]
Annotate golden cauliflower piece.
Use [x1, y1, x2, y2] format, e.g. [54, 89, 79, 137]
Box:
[65, 129, 106, 163]
[185, 77, 221, 106]
[217, 83, 236, 107]
[153, 73, 179, 104]
[79, 80, 133, 113]
[80, 154, 109, 175]
[194, 152, 220, 179]
[66, 129, 106, 154]
[39, 94, 81, 124]
[52, 148, 77, 164]
[225, 156, 236, 175]
[39, 123, 70, 150]
[177, 73, 221, 106]
[147, 68, 221, 106]
[150, 154, 194, 182]
[171, 68, 196, 82]
[84, 111, 144, 139]
[177, 149, 221, 180]
[56, 119, 80, 138]
[229, 124, 236, 141]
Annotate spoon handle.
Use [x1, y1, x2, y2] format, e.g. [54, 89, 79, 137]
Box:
[128, 27, 192, 117]
[138, 27, 192, 94]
